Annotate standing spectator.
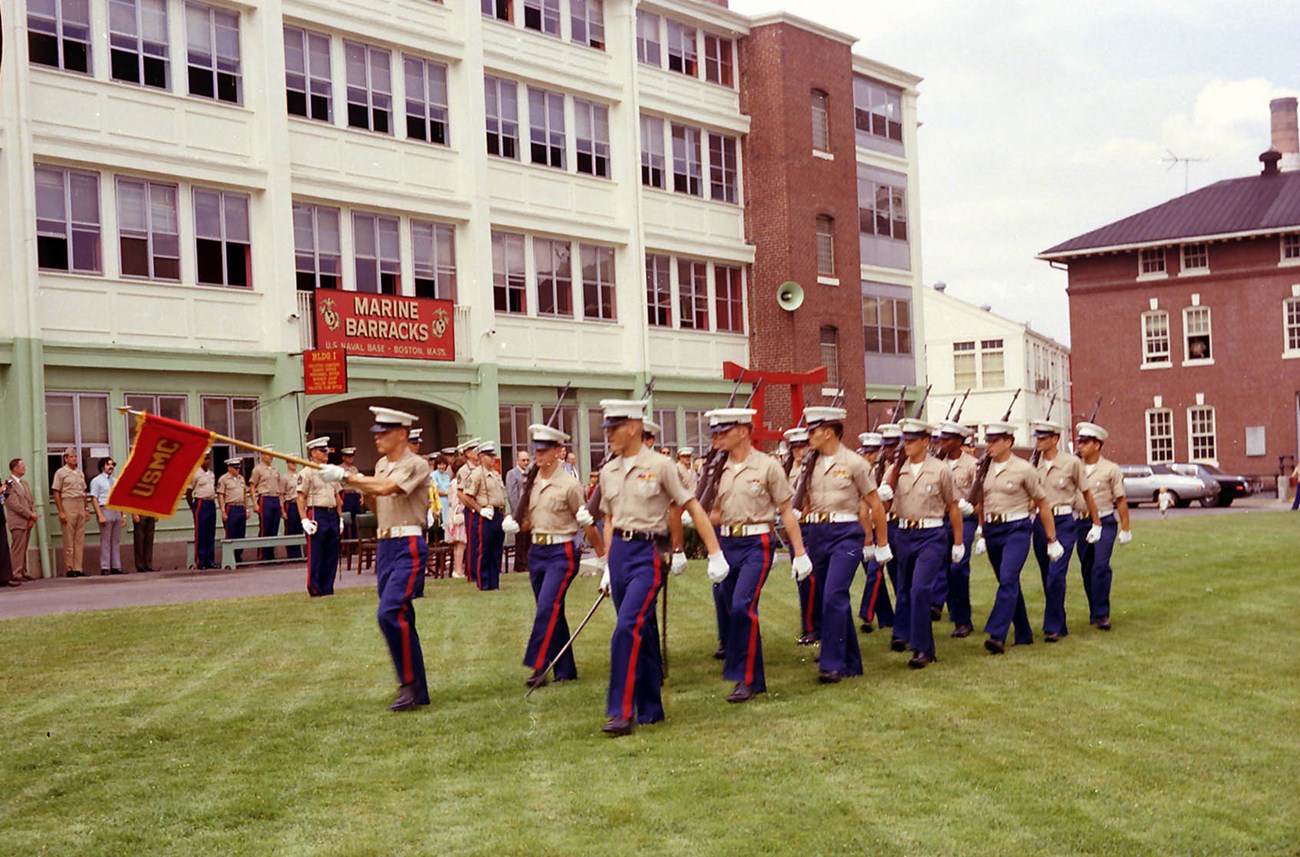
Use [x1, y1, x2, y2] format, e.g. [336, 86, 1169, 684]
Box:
[51, 448, 90, 577]
[1290, 461, 1300, 511]
[586, 471, 600, 499]
[432, 452, 454, 539]
[506, 450, 531, 575]
[562, 450, 579, 480]
[1158, 486, 1172, 519]
[89, 457, 124, 575]
[187, 453, 218, 570]
[281, 461, 303, 559]
[217, 458, 249, 563]
[8, 459, 39, 580]
[0, 475, 20, 588]
[447, 453, 468, 579]
[131, 512, 157, 572]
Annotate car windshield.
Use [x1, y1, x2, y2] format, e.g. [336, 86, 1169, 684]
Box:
[1199, 464, 1225, 475]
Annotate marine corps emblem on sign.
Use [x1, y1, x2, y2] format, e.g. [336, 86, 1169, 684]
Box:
[431, 307, 450, 339]
[320, 298, 341, 332]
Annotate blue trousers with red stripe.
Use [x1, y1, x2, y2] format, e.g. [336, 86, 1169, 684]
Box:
[796, 525, 825, 637]
[1076, 513, 1118, 623]
[719, 533, 775, 693]
[605, 536, 666, 724]
[376, 536, 429, 704]
[283, 501, 302, 559]
[465, 510, 477, 585]
[524, 541, 579, 681]
[983, 519, 1034, 644]
[193, 499, 216, 568]
[859, 554, 894, 627]
[713, 578, 730, 652]
[942, 517, 978, 628]
[306, 508, 339, 596]
[342, 492, 362, 540]
[257, 496, 281, 561]
[1033, 513, 1079, 636]
[470, 511, 504, 591]
[807, 520, 867, 676]
[224, 505, 246, 562]
[897, 526, 948, 660]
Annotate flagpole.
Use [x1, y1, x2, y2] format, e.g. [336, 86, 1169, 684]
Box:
[118, 408, 322, 470]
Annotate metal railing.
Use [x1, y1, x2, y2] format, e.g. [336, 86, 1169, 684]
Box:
[296, 291, 315, 351]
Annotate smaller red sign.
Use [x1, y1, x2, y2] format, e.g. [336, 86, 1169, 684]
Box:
[304, 349, 348, 396]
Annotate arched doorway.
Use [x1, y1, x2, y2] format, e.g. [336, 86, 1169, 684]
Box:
[305, 397, 460, 471]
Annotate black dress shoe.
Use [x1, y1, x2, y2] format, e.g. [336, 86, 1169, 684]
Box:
[110, 569, 124, 575]
[726, 682, 757, 703]
[984, 637, 1006, 655]
[388, 684, 420, 712]
[1044, 632, 1060, 643]
[859, 622, 874, 634]
[889, 637, 907, 652]
[67, 571, 84, 578]
[524, 671, 548, 689]
[796, 634, 817, 646]
[712, 645, 726, 660]
[930, 605, 943, 622]
[1097, 617, 1112, 631]
[950, 625, 973, 638]
[908, 653, 935, 669]
[817, 670, 843, 684]
[3, 580, 21, 587]
[100, 570, 110, 576]
[602, 717, 634, 737]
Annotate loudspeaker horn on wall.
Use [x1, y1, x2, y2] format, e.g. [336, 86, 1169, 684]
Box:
[777, 281, 804, 312]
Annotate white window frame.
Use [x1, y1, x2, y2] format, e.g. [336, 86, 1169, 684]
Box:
[522, 0, 560, 37]
[35, 165, 102, 275]
[646, 253, 672, 327]
[45, 391, 110, 482]
[811, 89, 831, 152]
[28, 0, 93, 75]
[702, 33, 733, 87]
[116, 177, 180, 282]
[403, 55, 449, 146]
[574, 98, 610, 179]
[860, 177, 909, 242]
[184, 2, 241, 104]
[528, 86, 566, 170]
[1181, 242, 1209, 274]
[1145, 408, 1174, 464]
[1182, 305, 1213, 364]
[1138, 247, 1167, 279]
[708, 132, 738, 204]
[820, 326, 840, 387]
[1141, 309, 1171, 367]
[570, 0, 605, 50]
[351, 212, 401, 295]
[293, 201, 341, 291]
[344, 41, 392, 135]
[676, 258, 709, 330]
[492, 230, 527, 315]
[123, 393, 188, 452]
[579, 243, 616, 322]
[953, 340, 976, 389]
[1187, 405, 1216, 463]
[636, 10, 661, 67]
[109, 0, 170, 90]
[485, 76, 520, 160]
[640, 114, 666, 189]
[980, 338, 1005, 388]
[1281, 234, 1300, 265]
[862, 296, 912, 355]
[666, 20, 697, 77]
[714, 264, 745, 334]
[1284, 296, 1300, 356]
[671, 123, 702, 196]
[534, 237, 574, 318]
[411, 219, 456, 301]
[481, 0, 512, 23]
[853, 77, 904, 146]
[192, 187, 251, 289]
[815, 215, 835, 275]
[284, 26, 332, 122]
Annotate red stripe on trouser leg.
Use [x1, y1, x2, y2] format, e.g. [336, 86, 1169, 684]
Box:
[867, 567, 882, 621]
[745, 534, 773, 686]
[804, 574, 817, 633]
[397, 536, 420, 684]
[622, 548, 662, 720]
[534, 541, 577, 671]
[475, 514, 484, 585]
[305, 508, 316, 595]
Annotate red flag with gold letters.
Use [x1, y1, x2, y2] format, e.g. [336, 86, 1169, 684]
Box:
[108, 413, 213, 517]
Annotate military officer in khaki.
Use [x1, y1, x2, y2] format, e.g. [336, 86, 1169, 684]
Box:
[249, 448, 281, 561]
[1073, 421, 1131, 631]
[51, 448, 90, 577]
[298, 437, 342, 595]
[187, 454, 218, 569]
[933, 421, 979, 637]
[462, 443, 508, 590]
[281, 460, 303, 560]
[217, 458, 249, 562]
[676, 448, 697, 493]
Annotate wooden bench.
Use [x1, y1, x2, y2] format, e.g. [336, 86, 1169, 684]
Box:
[186, 537, 224, 569]
[219, 535, 307, 570]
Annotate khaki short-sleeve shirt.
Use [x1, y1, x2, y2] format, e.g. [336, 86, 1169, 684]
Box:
[297, 468, 339, 508]
[892, 458, 956, 520]
[1078, 457, 1124, 514]
[217, 473, 247, 506]
[249, 463, 278, 499]
[948, 453, 978, 500]
[1037, 451, 1090, 509]
[279, 470, 299, 503]
[190, 469, 215, 500]
[982, 456, 1045, 516]
[52, 465, 87, 501]
[677, 461, 698, 494]
[373, 448, 431, 530]
[463, 466, 507, 509]
[456, 462, 476, 484]
[717, 449, 792, 527]
[806, 444, 877, 515]
[527, 469, 586, 535]
[600, 447, 692, 532]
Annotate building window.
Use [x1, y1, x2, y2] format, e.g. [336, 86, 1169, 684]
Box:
[666, 21, 697, 77]
[110, 0, 169, 89]
[403, 57, 449, 145]
[1139, 247, 1166, 276]
[352, 213, 400, 295]
[708, 133, 738, 204]
[677, 259, 708, 330]
[284, 27, 332, 122]
[1285, 297, 1300, 352]
[1183, 305, 1212, 361]
[498, 404, 532, 475]
[28, 0, 91, 74]
[193, 188, 250, 288]
[528, 87, 566, 169]
[1188, 405, 1216, 461]
[820, 326, 839, 387]
[35, 165, 101, 274]
[293, 202, 341, 291]
[1182, 243, 1208, 272]
[45, 391, 109, 482]
[953, 341, 976, 389]
[185, 2, 240, 104]
[522, 0, 560, 36]
[860, 180, 908, 240]
[534, 238, 573, 318]
[123, 393, 187, 452]
[862, 296, 911, 354]
[811, 90, 830, 151]
[853, 77, 903, 145]
[646, 253, 671, 327]
[117, 178, 179, 281]
[580, 244, 616, 322]
[715, 265, 744, 333]
[703, 34, 733, 86]
[411, 220, 456, 301]
[1282, 234, 1300, 260]
[345, 42, 392, 134]
[481, 0, 512, 23]
[653, 409, 679, 450]
[574, 99, 610, 178]
[492, 230, 527, 315]
[570, 0, 605, 49]
[671, 124, 702, 196]
[1141, 309, 1170, 364]
[201, 395, 259, 465]
[683, 409, 709, 456]
[1146, 408, 1174, 464]
[815, 216, 835, 275]
[980, 339, 1005, 387]
[636, 11, 661, 66]
[640, 115, 666, 189]
[586, 409, 611, 472]
[485, 76, 520, 159]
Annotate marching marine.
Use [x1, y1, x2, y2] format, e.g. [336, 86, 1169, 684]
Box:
[933, 421, 978, 638]
[856, 431, 894, 636]
[1073, 421, 1132, 630]
[462, 442, 508, 591]
[298, 437, 342, 596]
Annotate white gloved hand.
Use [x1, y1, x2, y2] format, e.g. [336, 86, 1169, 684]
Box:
[957, 499, 975, 516]
[706, 552, 730, 583]
[952, 544, 967, 564]
[480, 506, 495, 520]
[1117, 529, 1132, 546]
[973, 537, 987, 556]
[599, 566, 611, 595]
[1086, 524, 1102, 544]
[575, 506, 594, 528]
[318, 464, 347, 483]
[862, 545, 874, 563]
[301, 518, 318, 536]
[671, 551, 688, 576]
[427, 510, 435, 529]
[501, 514, 519, 535]
[681, 510, 694, 527]
[874, 544, 893, 565]
[792, 509, 802, 522]
[791, 553, 813, 582]
[877, 484, 894, 503]
[1047, 540, 1065, 561]
[452, 512, 465, 526]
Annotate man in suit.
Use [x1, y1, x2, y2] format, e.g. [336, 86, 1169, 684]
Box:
[7, 459, 39, 580]
[0, 472, 22, 588]
[505, 450, 531, 575]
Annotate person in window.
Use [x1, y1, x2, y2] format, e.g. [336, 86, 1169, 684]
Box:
[51, 448, 90, 578]
[89, 457, 124, 575]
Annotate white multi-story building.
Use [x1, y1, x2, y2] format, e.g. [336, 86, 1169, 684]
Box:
[923, 284, 1072, 446]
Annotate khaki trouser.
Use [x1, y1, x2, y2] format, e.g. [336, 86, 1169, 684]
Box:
[61, 499, 88, 573]
[8, 525, 32, 578]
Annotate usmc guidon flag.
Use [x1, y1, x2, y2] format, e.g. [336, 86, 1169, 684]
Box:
[107, 413, 214, 518]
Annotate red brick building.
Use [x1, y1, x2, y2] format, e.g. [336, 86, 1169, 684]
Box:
[1039, 98, 1300, 478]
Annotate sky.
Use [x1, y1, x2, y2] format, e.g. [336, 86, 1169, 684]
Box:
[730, 0, 1300, 344]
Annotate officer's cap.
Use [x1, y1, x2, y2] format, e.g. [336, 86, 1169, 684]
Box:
[440, 446, 457, 455]
[408, 428, 423, 442]
[899, 417, 933, 439]
[935, 420, 974, 439]
[369, 406, 419, 433]
[1075, 421, 1109, 442]
[1030, 419, 1064, 438]
[706, 407, 757, 434]
[858, 432, 883, 449]
[478, 442, 497, 457]
[62, 447, 76, 458]
[306, 437, 331, 451]
[341, 447, 357, 455]
[529, 424, 570, 448]
[803, 406, 847, 428]
[642, 418, 661, 437]
[984, 420, 1018, 440]
[459, 437, 482, 453]
[225, 457, 241, 467]
[601, 399, 648, 428]
[783, 427, 810, 446]
[878, 423, 902, 441]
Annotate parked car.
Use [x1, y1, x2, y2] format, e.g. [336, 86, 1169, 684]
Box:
[1119, 464, 1217, 508]
[1152, 465, 1222, 507]
[1166, 462, 1254, 507]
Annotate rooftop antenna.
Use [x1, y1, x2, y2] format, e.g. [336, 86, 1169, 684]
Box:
[1161, 149, 1208, 195]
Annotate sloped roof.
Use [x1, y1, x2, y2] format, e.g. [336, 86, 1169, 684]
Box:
[1038, 168, 1300, 259]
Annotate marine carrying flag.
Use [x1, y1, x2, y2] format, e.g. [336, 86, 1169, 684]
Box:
[107, 412, 213, 518]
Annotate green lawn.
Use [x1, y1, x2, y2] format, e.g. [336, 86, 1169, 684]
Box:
[2, 514, 1297, 856]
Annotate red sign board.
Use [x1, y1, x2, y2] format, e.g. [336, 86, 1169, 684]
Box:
[314, 294, 455, 361]
[304, 349, 348, 395]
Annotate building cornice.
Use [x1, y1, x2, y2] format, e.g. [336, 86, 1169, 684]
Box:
[640, 0, 752, 35]
[1038, 227, 1300, 262]
[745, 11, 858, 46]
[851, 55, 923, 91]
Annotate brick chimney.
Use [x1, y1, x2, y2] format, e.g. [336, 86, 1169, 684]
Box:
[1270, 97, 1299, 172]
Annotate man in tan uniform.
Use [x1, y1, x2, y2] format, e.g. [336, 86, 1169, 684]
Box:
[298, 438, 342, 595]
[187, 454, 217, 569]
[51, 448, 89, 577]
[1073, 421, 1132, 631]
[932, 421, 979, 637]
[462, 443, 508, 591]
[217, 458, 248, 563]
[281, 461, 303, 560]
[249, 448, 281, 561]
[676, 448, 697, 493]
[7, 459, 39, 580]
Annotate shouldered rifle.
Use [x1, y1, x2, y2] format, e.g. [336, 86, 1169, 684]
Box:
[885, 385, 931, 489]
[510, 384, 572, 524]
[583, 377, 656, 516]
[695, 378, 764, 511]
[952, 388, 972, 422]
[1028, 391, 1058, 467]
[872, 386, 909, 486]
[1088, 396, 1103, 423]
[964, 387, 1021, 507]
[780, 410, 808, 477]
[690, 372, 747, 503]
[790, 387, 845, 511]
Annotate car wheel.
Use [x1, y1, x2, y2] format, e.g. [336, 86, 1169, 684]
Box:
[1216, 496, 1234, 507]
[1198, 496, 1217, 508]
[1172, 493, 1190, 508]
